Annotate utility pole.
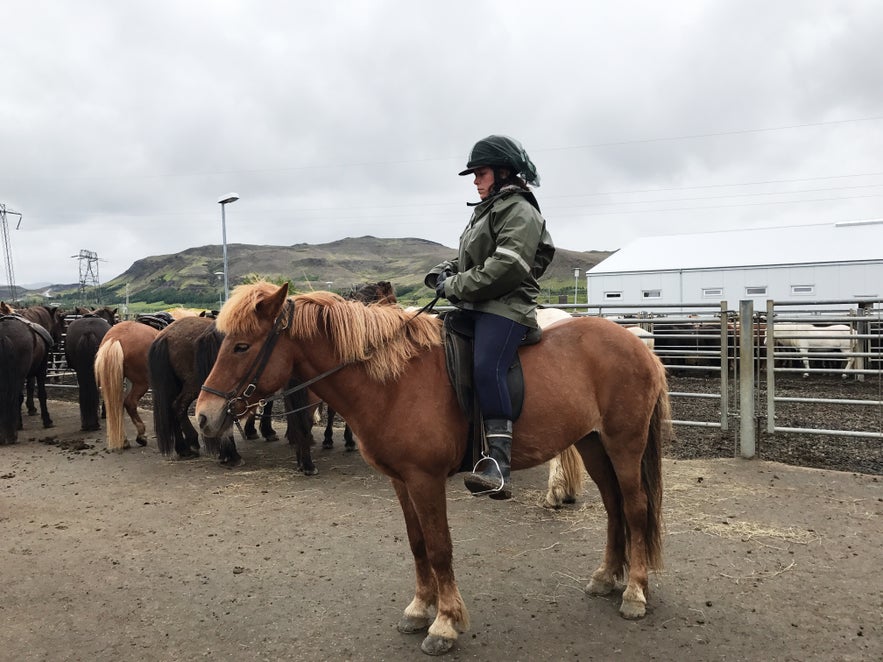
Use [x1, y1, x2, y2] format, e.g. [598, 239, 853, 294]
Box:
[0, 203, 23, 303]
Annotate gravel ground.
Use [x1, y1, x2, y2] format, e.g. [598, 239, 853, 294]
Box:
[667, 373, 882, 475]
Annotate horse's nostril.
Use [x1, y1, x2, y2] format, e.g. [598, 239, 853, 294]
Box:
[197, 413, 206, 429]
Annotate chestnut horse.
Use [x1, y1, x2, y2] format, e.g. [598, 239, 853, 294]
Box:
[95, 320, 161, 450]
[195, 282, 670, 656]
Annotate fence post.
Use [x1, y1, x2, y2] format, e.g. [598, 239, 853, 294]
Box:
[719, 300, 729, 431]
[739, 299, 756, 458]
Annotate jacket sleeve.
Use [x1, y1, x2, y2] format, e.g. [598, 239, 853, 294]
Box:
[451, 198, 543, 301]
[424, 259, 458, 289]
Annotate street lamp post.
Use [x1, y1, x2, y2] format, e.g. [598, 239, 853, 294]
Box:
[218, 193, 239, 302]
[573, 267, 580, 305]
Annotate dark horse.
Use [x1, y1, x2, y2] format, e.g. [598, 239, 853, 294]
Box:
[148, 315, 277, 459]
[158, 319, 321, 472]
[196, 283, 670, 656]
[0, 309, 62, 443]
[1, 303, 67, 420]
[323, 280, 398, 451]
[64, 307, 117, 431]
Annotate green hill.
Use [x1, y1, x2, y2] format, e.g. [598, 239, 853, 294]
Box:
[16, 236, 612, 310]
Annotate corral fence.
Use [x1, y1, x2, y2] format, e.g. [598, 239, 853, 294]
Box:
[44, 301, 883, 458]
[562, 298, 883, 458]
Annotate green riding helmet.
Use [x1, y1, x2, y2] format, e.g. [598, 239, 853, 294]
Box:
[458, 135, 540, 186]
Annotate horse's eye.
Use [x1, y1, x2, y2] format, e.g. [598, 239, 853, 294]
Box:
[233, 343, 249, 354]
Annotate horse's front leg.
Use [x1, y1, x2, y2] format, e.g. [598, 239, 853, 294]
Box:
[391, 476, 469, 656]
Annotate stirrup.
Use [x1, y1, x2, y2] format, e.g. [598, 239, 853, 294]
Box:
[465, 455, 506, 496]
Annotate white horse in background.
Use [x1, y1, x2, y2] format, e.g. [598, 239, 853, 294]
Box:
[766, 322, 857, 379]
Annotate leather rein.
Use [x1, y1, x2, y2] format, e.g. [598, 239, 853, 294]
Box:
[199, 294, 442, 427]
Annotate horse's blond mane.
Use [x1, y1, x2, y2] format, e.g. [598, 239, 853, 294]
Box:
[218, 282, 442, 382]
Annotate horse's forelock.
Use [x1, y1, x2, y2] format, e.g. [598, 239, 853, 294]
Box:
[216, 282, 288, 337]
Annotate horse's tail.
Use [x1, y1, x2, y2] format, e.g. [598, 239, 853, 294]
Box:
[95, 339, 126, 451]
[148, 336, 180, 456]
[543, 446, 585, 509]
[70, 331, 102, 429]
[642, 382, 671, 572]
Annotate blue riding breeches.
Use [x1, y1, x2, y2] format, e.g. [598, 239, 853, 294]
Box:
[470, 310, 529, 421]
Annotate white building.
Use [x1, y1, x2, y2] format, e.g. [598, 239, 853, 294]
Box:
[586, 221, 883, 309]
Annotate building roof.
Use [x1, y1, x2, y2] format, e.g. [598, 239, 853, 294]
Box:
[588, 221, 883, 274]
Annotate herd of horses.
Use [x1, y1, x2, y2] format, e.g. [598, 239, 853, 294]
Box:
[0, 286, 872, 656]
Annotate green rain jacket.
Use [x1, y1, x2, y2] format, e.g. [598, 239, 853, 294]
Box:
[425, 186, 555, 328]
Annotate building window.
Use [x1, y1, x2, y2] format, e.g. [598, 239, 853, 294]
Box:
[642, 289, 661, 299]
[791, 285, 814, 296]
[702, 287, 723, 298]
[745, 286, 767, 296]
[604, 291, 622, 300]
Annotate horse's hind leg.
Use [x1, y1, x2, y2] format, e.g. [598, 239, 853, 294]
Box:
[26, 376, 37, 415]
[578, 436, 626, 598]
[124, 384, 149, 446]
[35, 370, 53, 428]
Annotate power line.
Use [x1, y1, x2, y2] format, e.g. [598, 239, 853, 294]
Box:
[1, 116, 881, 182]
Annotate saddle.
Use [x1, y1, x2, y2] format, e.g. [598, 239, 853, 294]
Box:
[0, 314, 54, 347]
[137, 312, 174, 330]
[441, 310, 542, 472]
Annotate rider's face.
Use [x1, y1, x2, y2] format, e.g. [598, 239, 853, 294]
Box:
[472, 167, 495, 200]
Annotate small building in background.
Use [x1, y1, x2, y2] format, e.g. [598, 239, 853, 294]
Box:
[585, 220, 883, 311]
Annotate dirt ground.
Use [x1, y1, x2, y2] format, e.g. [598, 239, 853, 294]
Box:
[1, 399, 881, 662]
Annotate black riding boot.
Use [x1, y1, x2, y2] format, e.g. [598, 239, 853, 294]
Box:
[464, 418, 513, 500]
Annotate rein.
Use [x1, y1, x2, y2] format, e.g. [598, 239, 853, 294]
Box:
[200, 293, 442, 427]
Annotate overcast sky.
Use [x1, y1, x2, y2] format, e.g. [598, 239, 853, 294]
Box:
[2, 1, 881, 287]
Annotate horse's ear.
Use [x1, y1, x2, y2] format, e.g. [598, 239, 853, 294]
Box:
[255, 283, 290, 321]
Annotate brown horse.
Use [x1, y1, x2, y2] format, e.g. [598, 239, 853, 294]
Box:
[195, 282, 670, 656]
[95, 320, 160, 450]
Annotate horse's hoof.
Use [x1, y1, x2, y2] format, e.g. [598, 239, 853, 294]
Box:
[421, 634, 455, 656]
[263, 433, 279, 442]
[619, 599, 646, 619]
[43, 422, 55, 429]
[397, 615, 430, 634]
[27, 409, 37, 416]
[136, 437, 148, 447]
[345, 445, 357, 452]
[322, 440, 333, 449]
[586, 577, 615, 596]
[81, 424, 100, 432]
[245, 432, 259, 441]
[301, 467, 319, 476]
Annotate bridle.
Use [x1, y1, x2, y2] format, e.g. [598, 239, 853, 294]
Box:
[199, 293, 442, 429]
